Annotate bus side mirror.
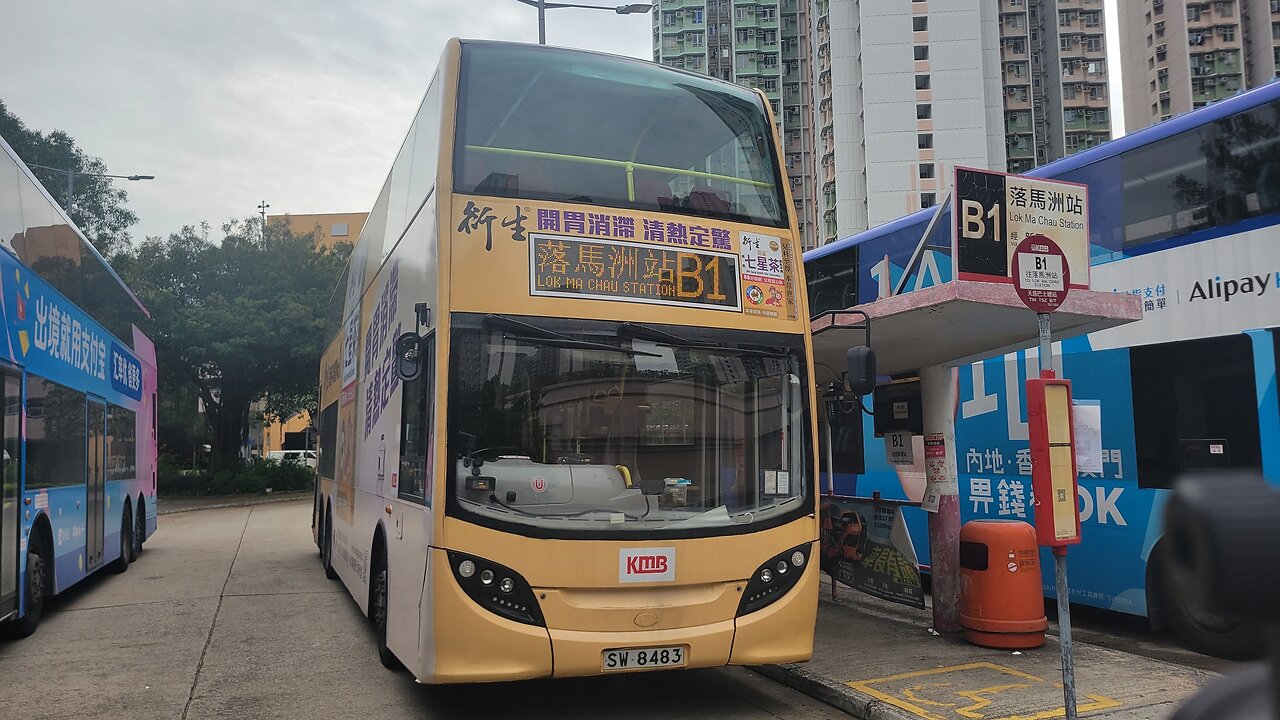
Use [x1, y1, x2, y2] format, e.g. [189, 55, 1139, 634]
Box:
[396, 332, 423, 382]
[847, 345, 876, 396]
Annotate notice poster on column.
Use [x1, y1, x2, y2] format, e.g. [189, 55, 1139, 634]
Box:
[1073, 399, 1103, 475]
[820, 497, 925, 609]
[921, 433, 949, 513]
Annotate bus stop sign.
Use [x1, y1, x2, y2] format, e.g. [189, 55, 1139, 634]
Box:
[1012, 235, 1070, 313]
[1027, 377, 1082, 547]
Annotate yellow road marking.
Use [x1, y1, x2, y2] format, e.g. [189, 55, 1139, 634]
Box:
[993, 694, 1124, 720]
[846, 662, 1123, 720]
[956, 684, 1036, 719]
[903, 683, 960, 709]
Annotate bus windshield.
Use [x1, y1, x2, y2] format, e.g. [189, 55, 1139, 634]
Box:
[453, 42, 787, 229]
[447, 315, 809, 534]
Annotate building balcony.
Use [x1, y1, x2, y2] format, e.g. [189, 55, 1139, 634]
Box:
[1005, 95, 1032, 110]
[1007, 143, 1035, 160]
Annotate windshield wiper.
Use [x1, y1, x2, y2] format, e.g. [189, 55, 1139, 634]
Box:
[487, 494, 641, 521]
[618, 321, 790, 358]
[505, 334, 660, 357]
[485, 314, 660, 357]
[734, 496, 802, 519]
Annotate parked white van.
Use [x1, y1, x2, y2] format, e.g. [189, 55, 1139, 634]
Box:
[266, 450, 317, 469]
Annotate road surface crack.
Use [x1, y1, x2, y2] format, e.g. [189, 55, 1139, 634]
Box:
[181, 506, 252, 720]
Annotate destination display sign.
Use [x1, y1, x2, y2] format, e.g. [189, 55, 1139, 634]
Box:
[953, 166, 1090, 290]
[529, 233, 742, 312]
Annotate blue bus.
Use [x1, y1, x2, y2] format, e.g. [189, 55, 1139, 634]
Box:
[805, 81, 1280, 659]
[0, 136, 159, 638]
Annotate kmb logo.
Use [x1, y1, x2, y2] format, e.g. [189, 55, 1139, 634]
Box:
[619, 548, 675, 583]
[627, 555, 668, 574]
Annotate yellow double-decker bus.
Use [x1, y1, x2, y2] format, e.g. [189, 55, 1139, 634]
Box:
[314, 39, 820, 682]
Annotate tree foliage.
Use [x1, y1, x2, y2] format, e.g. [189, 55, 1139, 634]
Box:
[0, 100, 138, 255]
[116, 219, 350, 471]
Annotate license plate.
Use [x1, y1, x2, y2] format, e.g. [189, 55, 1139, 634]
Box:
[601, 645, 686, 672]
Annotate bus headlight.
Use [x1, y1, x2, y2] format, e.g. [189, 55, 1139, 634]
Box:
[737, 543, 811, 617]
[448, 551, 545, 627]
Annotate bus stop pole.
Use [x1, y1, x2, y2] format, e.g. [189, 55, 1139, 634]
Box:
[1039, 312, 1078, 720]
[920, 364, 961, 632]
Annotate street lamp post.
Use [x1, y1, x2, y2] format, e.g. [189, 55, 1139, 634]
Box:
[258, 201, 271, 235]
[26, 163, 154, 212]
[511, 0, 654, 45]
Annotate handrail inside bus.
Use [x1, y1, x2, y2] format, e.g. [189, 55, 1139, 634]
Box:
[464, 145, 772, 203]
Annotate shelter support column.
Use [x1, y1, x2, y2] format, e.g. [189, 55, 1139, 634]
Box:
[921, 364, 961, 633]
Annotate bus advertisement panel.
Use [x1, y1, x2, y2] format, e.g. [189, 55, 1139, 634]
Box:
[804, 81, 1280, 659]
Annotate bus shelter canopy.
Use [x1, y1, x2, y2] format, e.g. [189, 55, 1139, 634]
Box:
[811, 280, 1143, 378]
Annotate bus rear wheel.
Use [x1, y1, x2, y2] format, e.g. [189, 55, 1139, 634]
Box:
[131, 499, 146, 562]
[6, 544, 49, 638]
[1157, 552, 1263, 660]
[109, 507, 132, 574]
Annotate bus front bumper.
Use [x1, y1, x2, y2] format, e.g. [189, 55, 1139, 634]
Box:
[426, 551, 817, 683]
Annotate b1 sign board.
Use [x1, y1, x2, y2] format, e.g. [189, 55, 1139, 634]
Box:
[1012, 235, 1071, 313]
[953, 167, 1090, 291]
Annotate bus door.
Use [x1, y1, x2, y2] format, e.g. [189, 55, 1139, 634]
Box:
[85, 398, 106, 570]
[0, 374, 20, 618]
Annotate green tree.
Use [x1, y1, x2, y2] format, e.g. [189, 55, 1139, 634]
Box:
[116, 219, 350, 472]
[0, 99, 138, 255]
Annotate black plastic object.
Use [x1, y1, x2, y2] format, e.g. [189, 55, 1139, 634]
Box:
[847, 345, 877, 396]
[447, 550, 545, 627]
[394, 332, 422, 382]
[737, 543, 812, 617]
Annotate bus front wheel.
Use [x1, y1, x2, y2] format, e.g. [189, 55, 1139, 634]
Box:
[322, 510, 338, 580]
[371, 545, 400, 670]
[1156, 549, 1263, 660]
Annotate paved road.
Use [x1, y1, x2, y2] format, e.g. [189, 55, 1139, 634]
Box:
[0, 500, 846, 720]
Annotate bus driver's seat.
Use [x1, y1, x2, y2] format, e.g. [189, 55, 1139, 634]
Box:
[686, 184, 732, 215]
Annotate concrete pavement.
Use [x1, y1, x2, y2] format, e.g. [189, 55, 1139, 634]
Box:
[758, 577, 1220, 720]
[0, 500, 847, 720]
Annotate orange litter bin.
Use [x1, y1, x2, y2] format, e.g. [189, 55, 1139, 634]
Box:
[958, 519, 1048, 649]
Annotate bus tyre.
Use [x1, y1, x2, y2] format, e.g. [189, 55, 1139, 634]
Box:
[322, 511, 338, 580]
[132, 500, 146, 562]
[1158, 553, 1263, 660]
[7, 544, 49, 638]
[109, 507, 132, 574]
[372, 552, 400, 670]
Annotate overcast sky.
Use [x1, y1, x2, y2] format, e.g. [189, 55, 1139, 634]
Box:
[3, 0, 1123, 242]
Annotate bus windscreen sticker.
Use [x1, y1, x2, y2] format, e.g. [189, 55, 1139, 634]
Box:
[529, 233, 741, 312]
[739, 231, 787, 318]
